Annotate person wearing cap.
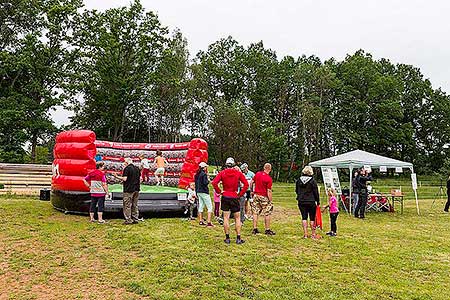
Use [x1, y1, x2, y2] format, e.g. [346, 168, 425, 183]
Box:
[251, 163, 275, 235]
[212, 157, 249, 245]
[194, 161, 214, 227]
[240, 163, 255, 220]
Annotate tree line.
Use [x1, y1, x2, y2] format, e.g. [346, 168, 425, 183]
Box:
[1, 0, 450, 178]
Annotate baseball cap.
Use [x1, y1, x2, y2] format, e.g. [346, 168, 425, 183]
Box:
[225, 157, 235, 166]
[199, 162, 208, 168]
[240, 163, 248, 170]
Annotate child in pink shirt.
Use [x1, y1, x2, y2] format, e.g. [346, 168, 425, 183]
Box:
[322, 188, 339, 236]
[213, 190, 221, 217]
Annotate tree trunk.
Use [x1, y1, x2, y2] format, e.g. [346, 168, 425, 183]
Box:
[30, 132, 38, 163]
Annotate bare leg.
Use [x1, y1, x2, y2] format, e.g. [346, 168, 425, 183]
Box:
[234, 212, 241, 236]
[264, 215, 271, 230]
[198, 212, 203, 224]
[161, 176, 165, 186]
[89, 212, 95, 221]
[207, 212, 212, 224]
[302, 220, 308, 238]
[253, 214, 258, 229]
[310, 221, 316, 238]
[223, 211, 231, 235]
[98, 212, 104, 222]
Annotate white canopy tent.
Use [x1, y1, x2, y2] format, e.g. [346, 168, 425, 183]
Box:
[309, 150, 419, 215]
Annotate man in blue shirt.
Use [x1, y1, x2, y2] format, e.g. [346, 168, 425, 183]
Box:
[240, 163, 255, 220]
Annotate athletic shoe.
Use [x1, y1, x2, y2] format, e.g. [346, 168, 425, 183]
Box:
[207, 223, 214, 227]
[224, 238, 231, 244]
[184, 209, 188, 214]
[330, 232, 337, 237]
[252, 228, 260, 235]
[137, 217, 145, 222]
[132, 220, 139, 224]
[264, 229, 276, 236]
[199, 221, 207, 226]
[123, 221, 133, 225]
[236, 238, 246, 245]
[326, 231, 333, 236]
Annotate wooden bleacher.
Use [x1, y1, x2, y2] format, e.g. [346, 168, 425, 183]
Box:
[0, 163, 52, 195]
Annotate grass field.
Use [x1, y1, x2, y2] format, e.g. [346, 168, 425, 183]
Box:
[1, 181, 449, 300]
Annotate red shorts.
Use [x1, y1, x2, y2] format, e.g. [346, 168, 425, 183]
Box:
[141, 168, 150, 180]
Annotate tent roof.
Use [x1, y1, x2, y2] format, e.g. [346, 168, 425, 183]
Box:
[309, 150, 413, 169]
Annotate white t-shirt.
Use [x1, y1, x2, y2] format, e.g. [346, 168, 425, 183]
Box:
[187, 188, 196, 204]
[141, 158, 150, 169]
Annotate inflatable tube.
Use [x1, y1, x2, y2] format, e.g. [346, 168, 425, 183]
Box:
[51, 130, 208, 214]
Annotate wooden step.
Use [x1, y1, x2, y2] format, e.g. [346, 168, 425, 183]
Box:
[0, 173, 52, 179]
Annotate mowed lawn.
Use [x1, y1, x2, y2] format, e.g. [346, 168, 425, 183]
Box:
[1, 183, 449, 300]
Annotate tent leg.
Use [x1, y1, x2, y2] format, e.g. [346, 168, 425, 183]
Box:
[411, 166, 420, 215]
[349, 167, 353, 215]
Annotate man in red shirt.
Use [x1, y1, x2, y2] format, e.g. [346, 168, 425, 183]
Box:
[211, 157, 249, 245]
[251, 163, 275, 235]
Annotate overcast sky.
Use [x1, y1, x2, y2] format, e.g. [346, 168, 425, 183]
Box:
[51, 0, 450, 126]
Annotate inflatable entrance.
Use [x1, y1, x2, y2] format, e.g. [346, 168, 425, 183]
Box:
[51, 130, 208, 214]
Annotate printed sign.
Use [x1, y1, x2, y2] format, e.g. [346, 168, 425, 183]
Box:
[379, 166, 387, 172]
[320, 167, 342, 195]
[395, 167, 403, 173]
[411, 173, 418, 190]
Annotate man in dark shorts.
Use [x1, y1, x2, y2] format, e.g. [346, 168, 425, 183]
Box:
[114, 157, 141, 225]
[212, 157, 249, 245]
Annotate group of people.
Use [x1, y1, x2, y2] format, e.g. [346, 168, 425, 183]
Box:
[352, 168, 373, 219]
[82, 155, 345, 242]
[140, 150, 168, 186]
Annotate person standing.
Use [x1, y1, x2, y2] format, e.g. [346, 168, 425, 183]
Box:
[212, 157, 249, 245]
[83, 161, 109, 223]
[352, 171, 359, 214]
[140, 154, 150, 183]
[195, 162, 214, 227]
[296, 166, 320, 239]
[154, 150, 168, 186]
[322, 188, 339, 236]
[444, 176, 450, 212]
[240, 163, 255, 220]
[354, 169, 372, 219]
[114, 157, 141, 225]
[250, 163, 275, 235]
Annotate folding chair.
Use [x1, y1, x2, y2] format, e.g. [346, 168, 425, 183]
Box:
[366, 194, 380, 212]
[377, 195, 390, 212]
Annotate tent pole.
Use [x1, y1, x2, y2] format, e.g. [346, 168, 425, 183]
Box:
[349, 166, 353, 215]
[411, 166, 420, 215]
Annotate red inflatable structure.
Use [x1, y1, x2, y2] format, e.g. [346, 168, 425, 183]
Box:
[51, 130, 208, 214]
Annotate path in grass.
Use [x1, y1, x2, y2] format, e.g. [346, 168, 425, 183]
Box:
[0, 183, 449, 300]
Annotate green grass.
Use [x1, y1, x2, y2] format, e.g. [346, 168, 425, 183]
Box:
[0, 182, 449, 299]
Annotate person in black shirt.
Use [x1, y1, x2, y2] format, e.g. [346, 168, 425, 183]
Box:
[354, 168, 372, 219]
[296, 166, 320, 239]
[114, 157, 141, 224]
[444, 176, 450, 213]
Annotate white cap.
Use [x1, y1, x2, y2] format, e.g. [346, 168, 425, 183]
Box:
[199, 162, 208, 168]
[225, 157, 235, 166]
[240, 163, 248, 170]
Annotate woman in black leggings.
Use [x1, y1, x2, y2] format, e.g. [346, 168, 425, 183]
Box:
[296, 166, 320, 239]
[445, 176, 450, 213]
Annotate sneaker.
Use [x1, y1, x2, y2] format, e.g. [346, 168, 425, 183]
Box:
[123, 221, 133, 225]
[132, 220, 139, 224]
[97, 220, 107, 224]
[326, 231, 333, 236]
[264, 229, 276, 236]
[252, 228, 260, 235]
[199, 221, 207, 226]
[224, 238, 231, 244]
[207, 223, 214, 227]
[137, 217, 145, 222]
[330, 232, 337, 237]
[184, 209, 188, 214]
[236, 238, 246, 245]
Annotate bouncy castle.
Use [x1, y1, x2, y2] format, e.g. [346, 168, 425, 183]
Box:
[51, 130, 208, 214]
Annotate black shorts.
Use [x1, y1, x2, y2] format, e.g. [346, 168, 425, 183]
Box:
[298, 202, 316, 221]
[221, 196, 240, 214]
[245, 190, 251, 201]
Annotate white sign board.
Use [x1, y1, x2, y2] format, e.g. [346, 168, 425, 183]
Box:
[379, 166, 387, 173]
[395, 167, 403, 173]
[321, 167, 342, 195]
[364, 165, 372, 173]
[411, 173, 418, 190]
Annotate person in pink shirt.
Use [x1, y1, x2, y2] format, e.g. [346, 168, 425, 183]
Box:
[213, 190, 221, 218]
[322, 188, 339, 236]
[83, 161, 109, 223]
